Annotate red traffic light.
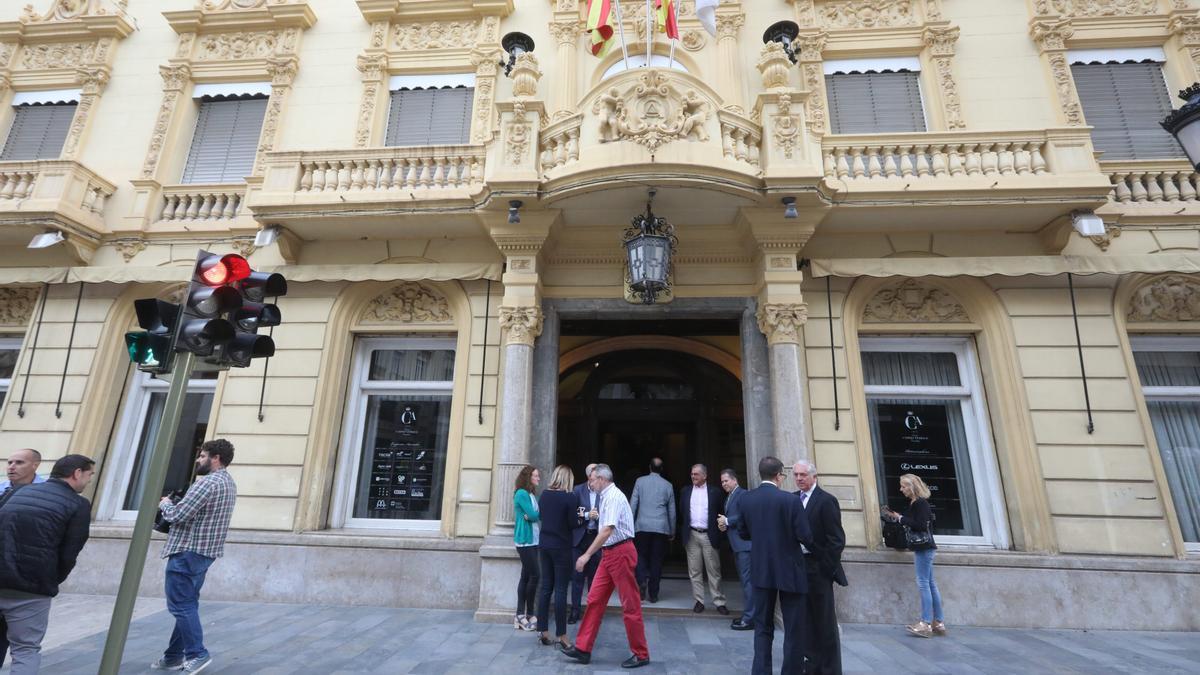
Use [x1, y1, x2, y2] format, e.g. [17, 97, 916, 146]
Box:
[197, 254, 251, 286]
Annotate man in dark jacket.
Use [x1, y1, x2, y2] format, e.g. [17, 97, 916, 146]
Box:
[794, 460, 848, 675]
[568, 463, 600, 623]
[0, 454, 94, 674]
[679, 464, 728, 614]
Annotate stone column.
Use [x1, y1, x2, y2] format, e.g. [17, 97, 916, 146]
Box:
[491, 305, 543, 530]
[757, 302, 812, 460]
[62, 67, 109, 160]
[795, 31, 828, 138]
[1030, 19, 1084, 128]
[354, 53, 388, 148]
[922, 26, 965, 130]
[255, 57, 298, 174]
[715, 13, 746, 113]
[549, 19, 581, 120]
[1169, 13, 1200, 81]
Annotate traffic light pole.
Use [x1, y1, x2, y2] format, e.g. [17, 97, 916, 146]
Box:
[98, 350, 195, 675]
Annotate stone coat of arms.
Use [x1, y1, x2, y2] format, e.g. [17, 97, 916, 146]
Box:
[592, 70, 711, 152]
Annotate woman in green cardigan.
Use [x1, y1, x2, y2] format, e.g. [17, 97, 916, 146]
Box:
[513, 465, 541, 631]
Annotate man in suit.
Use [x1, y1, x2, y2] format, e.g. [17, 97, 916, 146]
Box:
[629, 457, 675, 603]
[717, 468, 754, 631]
[794, 460, 848, 675]
[569, 463, 600, 624]
[679, 463, 728, 614]
[736, 456, 813, 675]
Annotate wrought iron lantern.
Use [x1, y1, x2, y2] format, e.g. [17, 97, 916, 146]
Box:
[501, 32, 535, 76]
[762, 20, 800, 64]
[1162, 83, 1200, 172]
[622, 189, 677, 305]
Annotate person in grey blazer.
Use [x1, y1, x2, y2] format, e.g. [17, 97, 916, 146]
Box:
[629, 457, 675, 603]
[717, 468, 754, 631]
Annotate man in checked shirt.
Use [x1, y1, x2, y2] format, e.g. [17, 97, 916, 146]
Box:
[150, 439, 237, 674]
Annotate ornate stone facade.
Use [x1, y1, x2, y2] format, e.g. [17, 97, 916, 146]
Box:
[756, 303, 809, 345]
[592, 70, 711, 152]
[0, 287, 39, 326]
[1033, 0, 1159, 17]
[819, 0, 918, 29]
[1127, 275, 1200, 322]
[361, 283, 453, 324]
[1030, 20, 1084, 127]
[863, 280, 971, 323]
[392, 21, 480, 51]
[924, 25, 965, 130]
[498, 306, 544, 346]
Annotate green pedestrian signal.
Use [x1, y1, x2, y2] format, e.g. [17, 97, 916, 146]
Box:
[124, 299, 179, 375]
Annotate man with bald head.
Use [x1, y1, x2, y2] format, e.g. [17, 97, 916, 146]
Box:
[0, 449, 46, 494]
[793, 459, 847, 675]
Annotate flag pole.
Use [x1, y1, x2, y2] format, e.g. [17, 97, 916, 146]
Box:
[668, 34, 676, 70]
[645, 0, 653, 67]
[613, 0, 630, 69]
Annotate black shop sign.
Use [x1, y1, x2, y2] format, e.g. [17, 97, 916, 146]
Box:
[875, 402, 966, 532]
[364, 399, 441, 517]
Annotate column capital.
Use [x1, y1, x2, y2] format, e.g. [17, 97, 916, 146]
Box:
[267, 56, 299, 87]
[757, 302, 808, 345]
[1030, 18, 1073, 53]
[77, 66, 110, 95]
[715, 12, 745, 40]
[922, 25, 959, 57]
[499, 305, 544, 347]
[159, 63, 191, 91]
[548, 19, 582, 46]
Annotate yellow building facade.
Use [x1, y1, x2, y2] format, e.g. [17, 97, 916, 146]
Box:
[0, 0, 1197, 629]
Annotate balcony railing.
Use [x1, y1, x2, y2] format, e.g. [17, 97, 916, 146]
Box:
[289, 146, 485, 194]
[160, 184, 245, 222]
[823, 133, 1052, 181]
[1102, 159, 1198, 204]
[0, 159, 114, 231]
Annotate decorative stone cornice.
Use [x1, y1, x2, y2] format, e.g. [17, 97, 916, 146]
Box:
[757, 303, 808, 345]
[0, 286, 39, 326]
[1127, 274, 1200, 322]
[863, 279, 970, 323]
[499, 305, 544, 346]
[361, 282, 453, 324]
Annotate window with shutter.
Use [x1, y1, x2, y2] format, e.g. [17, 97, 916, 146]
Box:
[1070, 61, 1183, 160]
[826, 71, 927, 135]
[0, 103, 77, 161]
[384, 86, 473, 146]
[180, 95, 269, 184]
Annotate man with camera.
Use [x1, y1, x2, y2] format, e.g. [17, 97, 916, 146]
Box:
[150, 440, 237, 674]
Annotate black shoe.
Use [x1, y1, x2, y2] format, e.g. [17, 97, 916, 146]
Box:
[648, 594, 658, 604]
[717, 605, 730, 616]
[567, 608, 580, 625]
[639, 583, 647, 601]
[621, 655, 651, 669]
[731, 619, 753, 631]
[693, 601, 705, 613]
[562, 646, 591, 664]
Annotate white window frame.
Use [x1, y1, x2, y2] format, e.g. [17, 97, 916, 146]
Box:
[330, 336, 456, 531]
[0, 336, 23, 410]
[861, 336, 1010, 550]
[97, 371, 217, 521]
[1130, 335, 1200, 553]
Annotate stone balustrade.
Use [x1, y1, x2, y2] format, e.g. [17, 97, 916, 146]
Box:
[718, 111, 762, 169]
[294, 146, 484, 193]
[539, 115, 581, 174]
[822, 132, 1052, 181]
[1103, 160, 1199, 204]
[160, 185, 244, 221]
[0, 167, 37, 201]
[0, 160, 115, 237]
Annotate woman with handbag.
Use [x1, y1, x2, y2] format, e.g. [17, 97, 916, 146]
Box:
[533, 465, 581, 650]
[883, 473, 946, 638]
[513, 465, 541, 631]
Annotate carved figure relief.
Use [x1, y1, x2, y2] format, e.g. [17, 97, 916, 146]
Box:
[195, 32, 279, 60]
[18, 41, 96, 70]
[863, 280, 970, 323]
[0, 287, 39, 326]
[499, 306, 544, 346]
[506, 102, 532, 166]
[592, 70, 711, 152]
[681, 30, 706, 51]
[361, 283, 452, 324]
[1127, 275, 1200, 322]
[1034, 0, 1159, 17]
[773, 94, 801, 159]
[819, 0, 917, 29]
[393, 21, 480, 50]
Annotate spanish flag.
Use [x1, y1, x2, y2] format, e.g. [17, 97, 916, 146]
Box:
[656, 0, 679, 41]
[586, 0, 615, 57]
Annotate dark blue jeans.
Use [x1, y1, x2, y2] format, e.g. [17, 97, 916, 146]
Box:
[164, 551, 215, 661]
[734, 550, 754, 623]
[535, 546, 572, 636]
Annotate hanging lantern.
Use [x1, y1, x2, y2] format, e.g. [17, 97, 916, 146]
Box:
[622, 189, 677, 305]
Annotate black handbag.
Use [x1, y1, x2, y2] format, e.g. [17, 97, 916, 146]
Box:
[154, 490, 185, 534]
[881, 517, 908, 550]
[903, 523, 933, 550]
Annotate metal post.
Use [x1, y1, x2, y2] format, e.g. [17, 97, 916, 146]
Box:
[1066, 273, 1095, 434]
[98, 350, 196, 675]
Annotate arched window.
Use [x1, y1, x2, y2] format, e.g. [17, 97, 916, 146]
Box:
[602, 55, 688, 80]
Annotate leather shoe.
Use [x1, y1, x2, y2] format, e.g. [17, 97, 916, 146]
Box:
[693, 601, 705, 613]
[648, 594, 658, 603]
[567, 608, 580, 625]
[562, 646, 591, 664]
[717, 605, 730, 616]
[621, 655, 651, 669]
[731, 619, 753, 631]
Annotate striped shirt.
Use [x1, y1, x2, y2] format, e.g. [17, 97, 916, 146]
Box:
[597, 482, 636, 546]
[160, 468, 237, 559]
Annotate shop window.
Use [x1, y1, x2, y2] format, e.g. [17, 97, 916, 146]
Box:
[861, 336, 1009, 548]
[1069, 48, 1183, 160]
[0, 101, 77, 161]
[825, 57, 926, 134]
[99, 370, 218, 519]
[385, 75, 474, 146]
[333, 337, 455, 529]
[181, 93, 269, 184]
[0, 336, 22, 409]
[1132, 336, 1200, 549]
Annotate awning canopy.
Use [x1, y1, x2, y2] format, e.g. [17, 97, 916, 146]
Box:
[62, 262, 502, 284]
[809, 254, 1200, 278]
[0, 268, 69, 284]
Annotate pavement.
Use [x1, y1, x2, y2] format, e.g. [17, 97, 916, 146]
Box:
[5, 593, 1199, 674]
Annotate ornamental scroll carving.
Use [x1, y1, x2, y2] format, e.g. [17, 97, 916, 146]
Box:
[499, 306, 544, 347]
[757, 303, 809, 345]
[1031, 20, 1084, 127]
[19, 42, 96, 70]
[1127, 275, 1200, 322]
[393, 21, 480, 50]
[773, 94, 801, 159]
[818, 0, 918, 29]
[195, 32, 279, 60]
[1033, 0, 1159, 17]
[361, 283, 453, 324]
[924, 27, 965, 130]
[592, 71, 711, 152]
[0, 287, 39, 326]
[863, 280, 970, 323]
[20, 0, 125, 23]
[201, 0, 279, 10]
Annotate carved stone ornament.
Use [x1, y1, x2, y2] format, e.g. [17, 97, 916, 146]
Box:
[0, 287, 39, 326]
[201, 0, 276, 10]
[112, 238, 146, 262]
[231, 238, 256, 258]
[1030, 19, 1074, 52]
[498, 305, 544, 346]
[506, 101, 532, 166]
[756, 303, 809, 345]
[802, 62, 827, 134]
[266, 56, 297, 86]
[758, 42, 793, 90]
[592, 70, 711, 152]
[819, 0, 917, 30]
[393, 21, 480, 50]
[19, 41, 97, 70]
[20, 0, 124, 23]
[714, 13, 745, 40]
[1046, 51, 1085, 126]
[863, 279, 970, 323]
[681, 30, 706, 52]
[1127, 275, 1200, 322]
[773, 93, 801, 159]
[923, 25, 958, 57]
[549, 21, 582, 46]
[361, 283, 453, 324]
[1033, 0, 1159, 17]
[510, 52, 541, 98]
[355, 80, 380, 147]
[1088, 224, 1121, 251]
[196, 31, 279, 61]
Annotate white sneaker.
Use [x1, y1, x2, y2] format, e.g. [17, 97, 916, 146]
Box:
[182, 656, 213, 673]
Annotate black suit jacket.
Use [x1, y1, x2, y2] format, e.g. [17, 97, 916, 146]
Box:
[679, 483, 727, 548]
[571, 483, 597, 548]
[796, 485, 849, 587]
[736, 482, 813, 594]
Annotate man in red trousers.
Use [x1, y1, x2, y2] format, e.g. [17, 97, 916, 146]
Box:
[562, 463, 650, 669]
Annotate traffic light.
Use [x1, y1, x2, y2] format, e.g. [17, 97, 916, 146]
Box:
[177, 250, 287, 368]
[124, 299, 179, 374]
